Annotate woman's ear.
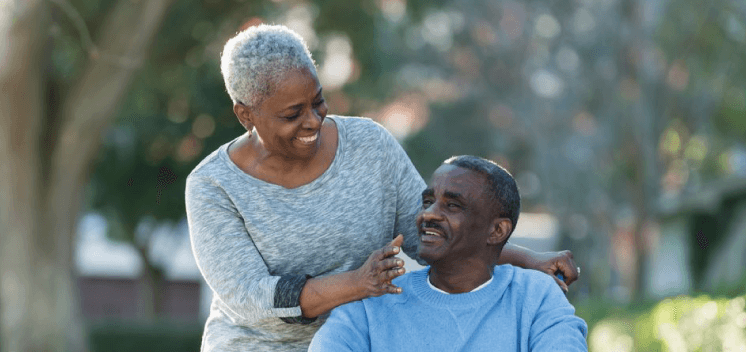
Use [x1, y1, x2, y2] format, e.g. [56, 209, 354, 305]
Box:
[233, 103, 255, 132]
[487, 218, 512, 246]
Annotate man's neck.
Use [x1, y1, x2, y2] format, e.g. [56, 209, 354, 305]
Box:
[428, 260, 494, 294]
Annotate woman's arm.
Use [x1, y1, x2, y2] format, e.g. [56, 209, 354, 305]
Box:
[498, 243, 579, 292]
[299, 235, 405, 318]
[187, 175, 406, 322]
[187, 175, 295, 321]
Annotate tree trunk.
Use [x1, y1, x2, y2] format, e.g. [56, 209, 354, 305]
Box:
[624, 0, 660, 300]
[0, 0, 176, 350]
[134, 241, 166, 321]
[0, 2, 84, 351]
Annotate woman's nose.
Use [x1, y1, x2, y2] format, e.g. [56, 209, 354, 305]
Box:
[302, 109, 323, 130]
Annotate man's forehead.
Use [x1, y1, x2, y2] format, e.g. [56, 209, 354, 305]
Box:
[428, 164, 487, 193]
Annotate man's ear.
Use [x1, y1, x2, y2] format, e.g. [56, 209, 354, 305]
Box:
[233, 103, 255, 132]
[487, 218, 512, 246]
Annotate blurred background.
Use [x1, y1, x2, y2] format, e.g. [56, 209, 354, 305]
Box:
[1, 0, 745, 350]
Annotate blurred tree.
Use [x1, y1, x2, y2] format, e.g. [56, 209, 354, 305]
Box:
[0, 0, 175, 350]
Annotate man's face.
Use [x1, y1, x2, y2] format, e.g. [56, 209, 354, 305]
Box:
[416, 164, 496, 265]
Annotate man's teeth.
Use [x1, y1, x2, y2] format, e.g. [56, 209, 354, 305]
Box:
[424, 231, 442, 237]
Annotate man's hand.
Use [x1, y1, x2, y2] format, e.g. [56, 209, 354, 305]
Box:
[353, 235, 406, 297]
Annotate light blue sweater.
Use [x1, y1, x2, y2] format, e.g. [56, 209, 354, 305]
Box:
[309, 265, 588, 352]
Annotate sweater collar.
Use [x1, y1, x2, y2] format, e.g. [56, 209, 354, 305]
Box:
[427, 274, 493, 294]
[409, 265, 514, 308]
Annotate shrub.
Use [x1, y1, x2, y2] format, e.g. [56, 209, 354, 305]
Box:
[88, 321, 202, 352]
[587, 294, 746, 352]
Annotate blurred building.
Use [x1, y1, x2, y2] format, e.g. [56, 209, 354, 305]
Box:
[75, 214, 207, 322]
[649, 177, 746, 298]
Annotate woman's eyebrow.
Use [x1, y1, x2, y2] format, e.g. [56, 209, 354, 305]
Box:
[285, 104, 303, 111]
[280, 88, 323, 113]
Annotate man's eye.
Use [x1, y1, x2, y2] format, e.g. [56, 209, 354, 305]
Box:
[284, 113, 300, 121]
[447, 203, 461, 209]
[422, 199, 433, 208]
[313, 98, 326, 107]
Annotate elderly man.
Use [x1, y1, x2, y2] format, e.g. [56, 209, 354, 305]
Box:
[309, 155, 588, 351]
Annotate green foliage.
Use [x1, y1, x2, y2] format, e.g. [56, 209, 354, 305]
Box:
[655, 0, 746, 179]
[88, 321, 202, 352]
[715, 93, 746, 141]
[87, 0, 247, 237]
[404, 100, 498, 182]
[585, 294, 746, 352]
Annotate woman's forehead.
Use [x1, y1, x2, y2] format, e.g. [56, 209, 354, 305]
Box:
[258, 68, 321, 112]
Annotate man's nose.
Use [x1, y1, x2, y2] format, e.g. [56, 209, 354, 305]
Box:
[419, 202, 443, 222]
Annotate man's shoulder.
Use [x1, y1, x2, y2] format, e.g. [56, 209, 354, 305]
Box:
[359, 267, 426, 306]
[393, 266, 427, 285]
[496, 265, 577, 316]
[496, 265, 558, 293]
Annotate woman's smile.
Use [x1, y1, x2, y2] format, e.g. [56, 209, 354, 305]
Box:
[296, 132, 319, 144]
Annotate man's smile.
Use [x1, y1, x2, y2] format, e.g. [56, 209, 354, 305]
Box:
[419, 221, 446, 244]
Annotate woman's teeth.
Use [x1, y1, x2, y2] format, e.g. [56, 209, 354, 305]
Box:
[297, 134, 318, 143]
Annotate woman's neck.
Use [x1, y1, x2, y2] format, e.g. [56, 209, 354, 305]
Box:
[228, 119, 338, 189]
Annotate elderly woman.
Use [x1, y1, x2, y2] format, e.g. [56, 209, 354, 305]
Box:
[186, 24, 578, 351]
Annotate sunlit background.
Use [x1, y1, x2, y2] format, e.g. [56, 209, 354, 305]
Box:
[1, 0, 745, 350]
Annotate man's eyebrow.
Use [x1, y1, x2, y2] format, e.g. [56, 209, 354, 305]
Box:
[422, 189, 434, 197]
[443, 191, 464, 201]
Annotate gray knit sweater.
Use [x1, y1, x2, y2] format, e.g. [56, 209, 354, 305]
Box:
[185, 116, 425, 351]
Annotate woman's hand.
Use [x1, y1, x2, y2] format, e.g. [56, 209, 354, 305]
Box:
[353, 235, 406, 297]
[298, 235, 406, 318]
[530, 250, 579, 293]
[499, 243, 579, 294]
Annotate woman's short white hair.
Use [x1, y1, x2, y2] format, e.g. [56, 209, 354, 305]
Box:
[221, 24, 317, 108]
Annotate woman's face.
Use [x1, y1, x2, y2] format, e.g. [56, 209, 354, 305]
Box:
[246, 68, 328, 160]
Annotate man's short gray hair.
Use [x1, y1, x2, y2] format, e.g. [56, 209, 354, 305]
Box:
[220, 24, 317, 108]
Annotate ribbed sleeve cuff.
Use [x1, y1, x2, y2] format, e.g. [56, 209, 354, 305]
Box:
[274, 275, 317, 324]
